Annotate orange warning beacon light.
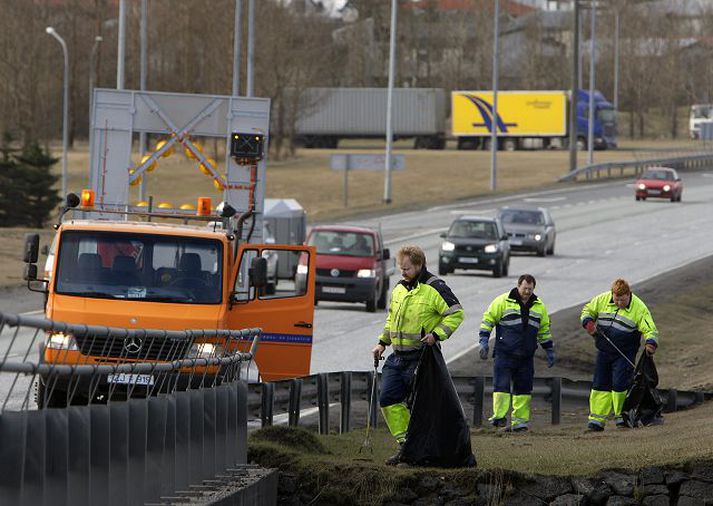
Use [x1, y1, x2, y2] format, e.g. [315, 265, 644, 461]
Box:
[81, 189, 95, 207]
[197, 197, 212, 216]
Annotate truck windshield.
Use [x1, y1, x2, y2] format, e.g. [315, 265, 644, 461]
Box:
[597, 108, 616, 123]
[55, 231, 222, 304]
[692, 105, 713, 119]
[308, 231, 374, 257]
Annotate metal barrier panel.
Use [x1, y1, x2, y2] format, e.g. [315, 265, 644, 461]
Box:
[89, 404, 110, 505]
[189, 388, 206, 483]
[215, 385, 230, 474]
[236, 381, 248, 465]
[146, 396, 168, 502]
[45, 408, 69, 506]
[203, 387, 218, 480]
[174, 392, 191, 492]
[128, 399, 148, 506]
[108, 402, 129, 506]
[161, 394, 178, 498]
[0, 412, 28, 505]
[67, 406, 91, 506]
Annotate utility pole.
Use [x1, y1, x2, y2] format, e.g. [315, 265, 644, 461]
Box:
[383, 0, 397, 204]
[490, 0, 501, 192]
[569, 0, 580, 172]
[232, 0, 243, 96]
[139, 0, 148, 201]
[246, 0, 255, 97]
[587, 0, 596, 165]
[117, 0, 126, 90]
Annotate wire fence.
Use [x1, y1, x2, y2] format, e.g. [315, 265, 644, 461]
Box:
[0, 311, 260, 506]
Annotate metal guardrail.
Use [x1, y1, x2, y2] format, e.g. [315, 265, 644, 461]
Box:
[249, 372, 710, 434]
[559, 151, 713, 182]
[0, 311, 260, 506]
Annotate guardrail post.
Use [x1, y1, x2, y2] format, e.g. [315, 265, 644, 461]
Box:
[317, 373, 329, 435]
[288, 378, 302, 427]
[261, 382, 274, 427]
[472, 376, 485, 427]
[666, 388, 677, 412]
[340, 372, 351, 434]
[550, 377, 562, 425]
[695, 391, 705, 404]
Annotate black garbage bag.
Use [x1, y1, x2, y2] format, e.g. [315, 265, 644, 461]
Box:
[399, 345, 477, 467]
[621, 351, 664, 428]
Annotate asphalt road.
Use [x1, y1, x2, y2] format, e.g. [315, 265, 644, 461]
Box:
[310, 171, 713, 374]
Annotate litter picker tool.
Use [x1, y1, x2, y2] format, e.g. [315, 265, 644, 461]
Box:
[358, 355, 383, 456]
[595, 328, 636, 368]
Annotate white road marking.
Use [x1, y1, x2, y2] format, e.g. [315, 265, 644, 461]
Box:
[523, 197, 566, 203]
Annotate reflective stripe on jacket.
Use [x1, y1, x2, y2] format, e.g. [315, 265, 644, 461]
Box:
[379, 269, 464, 353]
[479, 288, 552, 357]
[580, 291, 658, 354]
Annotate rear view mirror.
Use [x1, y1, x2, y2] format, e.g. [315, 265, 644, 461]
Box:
[382, 248, 390, 260]
[23, 234, 39, 264]
[249, 257, 268, 288]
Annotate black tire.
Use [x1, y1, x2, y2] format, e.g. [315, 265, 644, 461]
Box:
[492, 262, 503, 278]
[635, 196, 640, 201]
[438, 264, 449, 276]
[377, 279, 389, 310]
[366, 294, 376, 313]
[537, 246, 546, 257]
[502, 138, 518, 151]
[503, 258, 509, 277]
[547, 242, 555, 256]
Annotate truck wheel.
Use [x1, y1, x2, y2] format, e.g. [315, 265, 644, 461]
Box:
[377, 279, 389, 310]
[457, 138, 478, 150]
[502, 138, 518, 151]
[576, 137, 587, 151]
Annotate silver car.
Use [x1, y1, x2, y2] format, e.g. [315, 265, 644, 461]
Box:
[497, 206, 556, 257]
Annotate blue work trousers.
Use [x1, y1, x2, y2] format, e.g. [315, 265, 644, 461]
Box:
[592, 349, 637, 392]
[379, 353, 419, 407]
[493, 353, 534, 395]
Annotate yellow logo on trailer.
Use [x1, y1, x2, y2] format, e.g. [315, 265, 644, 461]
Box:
[451, 91, 568, 137]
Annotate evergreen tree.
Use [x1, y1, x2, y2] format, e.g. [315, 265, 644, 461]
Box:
[0, 132, 25, 227]
[14, 142, 62, 228]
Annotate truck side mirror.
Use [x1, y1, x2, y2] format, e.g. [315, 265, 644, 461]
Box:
[23, 264, 38, 281]
[23, 234, 39, 264]
[249, 257, 268, 288]
[382, 248, 390, 260]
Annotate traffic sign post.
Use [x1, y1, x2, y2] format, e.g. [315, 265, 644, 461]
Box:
[331, 154, 405, 208]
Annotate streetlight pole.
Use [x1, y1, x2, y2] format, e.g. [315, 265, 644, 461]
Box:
[139, 0, 148, 200]
[613, 6, 620, 115]
[569, 0, 580, 172]
[246, 0, 255, 97]
[587, 0, 596, 165]
[46, 27, 69, 198]
[490, 0, 500, 192]
[383, 0, 397, 204]
[232, 0, 243, 96]
[117, 0, 126, 90]
[88, 35, 103, 191]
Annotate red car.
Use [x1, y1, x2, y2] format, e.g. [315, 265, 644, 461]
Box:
[635, 167, 683, 202]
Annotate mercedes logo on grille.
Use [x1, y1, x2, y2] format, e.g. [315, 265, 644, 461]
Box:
[330, 268, 340, 277]
[123, 336, 143, 354]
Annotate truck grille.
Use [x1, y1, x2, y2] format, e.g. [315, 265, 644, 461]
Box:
[317, 268, 356, 278]
[75, 334, 191, 361]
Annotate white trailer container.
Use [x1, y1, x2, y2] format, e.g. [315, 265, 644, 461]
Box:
[295, 87, 447, 149]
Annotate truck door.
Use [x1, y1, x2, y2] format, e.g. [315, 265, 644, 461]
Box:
[228, 244, 316, 381]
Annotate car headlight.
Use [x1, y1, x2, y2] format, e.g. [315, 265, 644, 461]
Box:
[357, 269, 375, 278]
[663, 185, 671, 192]
[638, 183, 646, 190]
[484, 244, 498, 253]
[46, 332, 79, 351]
[534, 234, 542, 241]
[187, 342, 224, 359]
[441, 241, 455, 252]
[296, 264, 308, 275]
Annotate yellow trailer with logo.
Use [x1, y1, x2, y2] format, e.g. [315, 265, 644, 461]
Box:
[452, 90, 569, 151]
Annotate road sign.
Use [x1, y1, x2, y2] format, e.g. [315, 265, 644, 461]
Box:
[330, 154, 405, 171]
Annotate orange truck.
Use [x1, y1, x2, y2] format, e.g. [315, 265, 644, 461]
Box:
[21, 89, 317, 406]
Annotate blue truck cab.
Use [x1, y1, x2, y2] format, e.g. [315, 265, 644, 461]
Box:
[576, 90, 617, 149]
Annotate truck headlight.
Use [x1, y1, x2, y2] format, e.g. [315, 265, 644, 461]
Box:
[357, 269, 375, 278]
[296, 264, 308, 275]
[46, 332, 79, 351]
[638, 183, 646, 190]
[187, 342, 224, 359]
[484, 244, 498, 253]
[441, 241, 455, 252]
[663, 185, 671, 192]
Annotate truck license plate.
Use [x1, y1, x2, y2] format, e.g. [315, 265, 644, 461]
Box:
[322, 286, 346, 294]
[107, 373, 154, 386]
[458, 257, 479, 264]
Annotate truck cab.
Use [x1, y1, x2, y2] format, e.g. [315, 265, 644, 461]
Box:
[296, 225, 393, 312]
[23, 199, 316, 406]
[576, 90, 617, 150]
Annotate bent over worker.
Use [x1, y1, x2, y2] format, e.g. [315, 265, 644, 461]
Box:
[371, 245, 464, 465]
[479, 274, 554, 432]
[582, 278, 658, 431]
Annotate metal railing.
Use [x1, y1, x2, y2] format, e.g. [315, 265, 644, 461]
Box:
[249, 372, 710, 434]
[0, 311, 260, 506]
[559, 151, 713, 182]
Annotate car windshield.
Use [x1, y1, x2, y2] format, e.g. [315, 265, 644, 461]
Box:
[499, 210, 545, 226]
[597, 108, 616, 123]
[308, 231, 374, 257]
[692, 105, 713, 119]
[55, 231, 222, 304]
[641, 170, 674, 181]
[448, 221, 498, 240]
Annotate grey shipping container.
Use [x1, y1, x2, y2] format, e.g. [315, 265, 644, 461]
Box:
[295, 88, 447, 150]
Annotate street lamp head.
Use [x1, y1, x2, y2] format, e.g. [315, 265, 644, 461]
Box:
[45, 26, 55, 35]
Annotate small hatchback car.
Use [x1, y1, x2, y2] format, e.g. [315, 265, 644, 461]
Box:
[635, 167, 683, 202]
[439, 216, 510, 278]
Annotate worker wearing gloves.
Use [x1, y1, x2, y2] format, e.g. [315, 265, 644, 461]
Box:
[371, 245, 464, 466]
[479, 274, 554, 432]
[582, 278, 658, 431]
